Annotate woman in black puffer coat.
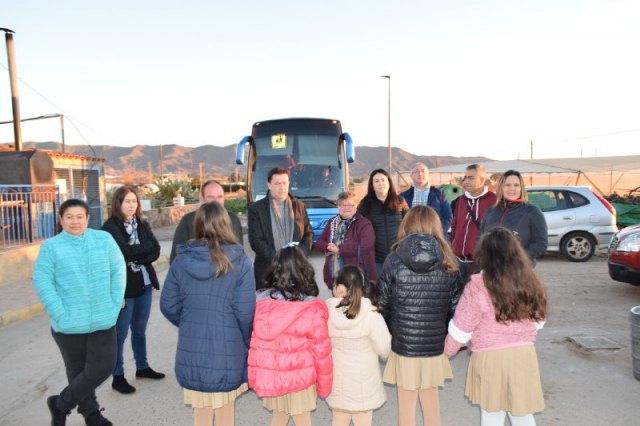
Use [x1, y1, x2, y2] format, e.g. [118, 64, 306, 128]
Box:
[357, 168, 409, 274]
[378, 205, 462, 426]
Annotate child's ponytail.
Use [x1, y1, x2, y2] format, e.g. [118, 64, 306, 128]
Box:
[334, 265, 366, 319]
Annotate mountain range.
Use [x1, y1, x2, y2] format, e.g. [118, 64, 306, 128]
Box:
[6, 142, 490, 180]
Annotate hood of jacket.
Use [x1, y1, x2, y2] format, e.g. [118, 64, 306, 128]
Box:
[253, 297, 326, 341]
[326, 297, 377, 336]
[395, 233, 442, 274]
[176, 241, 245, 281]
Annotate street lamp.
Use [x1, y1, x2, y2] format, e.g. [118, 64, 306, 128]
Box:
[381, 75, 391, 171]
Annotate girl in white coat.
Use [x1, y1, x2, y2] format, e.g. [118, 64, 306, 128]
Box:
[326, 266, 392, 426]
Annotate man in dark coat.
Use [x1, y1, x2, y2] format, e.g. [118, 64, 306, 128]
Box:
[248, 168, 313, 289]
[170, 180, 243, 264]
[400, 162, 453, 232]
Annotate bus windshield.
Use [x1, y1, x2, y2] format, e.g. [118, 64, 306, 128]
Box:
[251, 134, 345, 202]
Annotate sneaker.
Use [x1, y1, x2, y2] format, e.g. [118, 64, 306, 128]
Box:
[111, 375, 136, 394]
[47, 395, 68, 426]
[135, 367, 165, 379]
[84, 408, 112, 426]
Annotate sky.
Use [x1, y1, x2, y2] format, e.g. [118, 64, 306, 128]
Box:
[1, 0, 639, 162]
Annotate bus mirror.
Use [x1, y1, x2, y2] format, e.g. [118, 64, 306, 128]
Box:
[236, 136, 253, 165]
[342, 132, 355, 163]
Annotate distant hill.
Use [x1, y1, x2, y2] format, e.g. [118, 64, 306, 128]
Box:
[6, 142, 491, 179]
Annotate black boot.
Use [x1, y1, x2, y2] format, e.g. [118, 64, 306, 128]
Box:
[84, 408, 112, 426]
[111, 375, 136, 394]
[135, 367, 165, 379]
[47, 395, 69, 426]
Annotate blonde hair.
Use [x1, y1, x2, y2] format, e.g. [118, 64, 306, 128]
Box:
[394, 205, 458, 273]
[193, 202, 238, 277]
[495, 170, 528, 204]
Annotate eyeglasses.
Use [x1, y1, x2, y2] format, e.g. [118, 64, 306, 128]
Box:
[412, 170, 427, 175]
[338, 203, 356, 208]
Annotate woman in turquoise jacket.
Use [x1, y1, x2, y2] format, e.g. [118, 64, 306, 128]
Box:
[33, 198, 126, 426]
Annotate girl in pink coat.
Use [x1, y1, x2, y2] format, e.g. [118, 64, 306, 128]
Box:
[248, 246, 333, 426]
[445, 226, 548, 425]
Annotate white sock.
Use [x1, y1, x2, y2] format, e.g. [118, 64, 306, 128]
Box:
[481, 409, 506, 426]
[507, 412, 536, 426]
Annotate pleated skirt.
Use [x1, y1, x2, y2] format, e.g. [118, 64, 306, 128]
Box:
[465, 345, 544, 416]
[262, 384, 317, 416]
[383, 351, 453, 390]
[183, 383, 248, 409]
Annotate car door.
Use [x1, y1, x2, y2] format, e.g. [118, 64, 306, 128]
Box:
[528, 189, 575, 249]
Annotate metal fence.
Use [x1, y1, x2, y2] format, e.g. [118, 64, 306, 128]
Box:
[0, 185, 59, 250]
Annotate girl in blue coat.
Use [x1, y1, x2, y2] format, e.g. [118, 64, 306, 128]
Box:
[161, 202, 256, 426]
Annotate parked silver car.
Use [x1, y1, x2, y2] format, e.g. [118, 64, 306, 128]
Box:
[527, 186, 618, 261]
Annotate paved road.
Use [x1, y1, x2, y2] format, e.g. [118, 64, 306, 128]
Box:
[1, 227, 639, 425]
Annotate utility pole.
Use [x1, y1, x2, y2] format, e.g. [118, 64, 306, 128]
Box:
[1, 28, 22, 151]
[530, 140, 533, 160]
[159, 145, 164, 179]
[199, 162, 204, 189]
[381, 75, 391, 171]
[59, 114, 66, 152]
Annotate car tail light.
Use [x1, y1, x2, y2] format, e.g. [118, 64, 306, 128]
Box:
[592, 190, 616, 216]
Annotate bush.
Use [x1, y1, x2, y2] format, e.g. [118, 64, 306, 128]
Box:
[153, 179, 197, 205]
[225, 198, 247, 214]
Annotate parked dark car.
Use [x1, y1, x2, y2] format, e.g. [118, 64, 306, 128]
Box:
[608, 224, 640, 285]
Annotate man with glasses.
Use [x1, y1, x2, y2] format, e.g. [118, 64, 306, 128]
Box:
[400, 162, 453, 232]
[450, 164, 496, 283]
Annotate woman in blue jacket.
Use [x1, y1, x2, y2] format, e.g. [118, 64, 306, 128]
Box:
[161, 202, 256, 426]
[33, 199, 126, 426]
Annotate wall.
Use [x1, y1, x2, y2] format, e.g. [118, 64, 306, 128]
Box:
[0, 244, 41, 286]
[142, 204, 198, 228]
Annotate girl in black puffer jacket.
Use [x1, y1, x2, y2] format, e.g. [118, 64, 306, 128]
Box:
[378, 205, 462, 426]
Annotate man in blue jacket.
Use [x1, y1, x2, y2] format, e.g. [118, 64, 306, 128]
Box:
[400, 162, 453, 232]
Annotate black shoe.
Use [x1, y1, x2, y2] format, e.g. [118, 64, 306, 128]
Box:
[47, 395, 68, 426]
[111, 375, 136, 394]
[135, 367, 165, 379]
[84, 408, 112, 426]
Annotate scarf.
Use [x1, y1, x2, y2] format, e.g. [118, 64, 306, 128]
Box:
[269, 193, 294, 250]
[124, 216, 151, 286]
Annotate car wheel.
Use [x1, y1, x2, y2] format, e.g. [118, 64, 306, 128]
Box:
[562, 232, 595, 262]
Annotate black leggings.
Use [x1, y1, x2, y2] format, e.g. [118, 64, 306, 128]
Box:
[51, 326, 117, 416]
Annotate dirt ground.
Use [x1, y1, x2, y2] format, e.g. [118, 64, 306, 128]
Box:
[529, 251, 640, 425]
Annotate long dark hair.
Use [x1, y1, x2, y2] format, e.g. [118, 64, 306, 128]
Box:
[358, 168, 407, 214]
[193, 202, 237, 277]
[474, 226, 547, 323]
[263, 246, 319, 300]
[110, 185, 142, 221]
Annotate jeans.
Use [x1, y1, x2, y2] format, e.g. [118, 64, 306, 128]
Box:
[113, 285, 152, 376]
[51, 326, 116, 416]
